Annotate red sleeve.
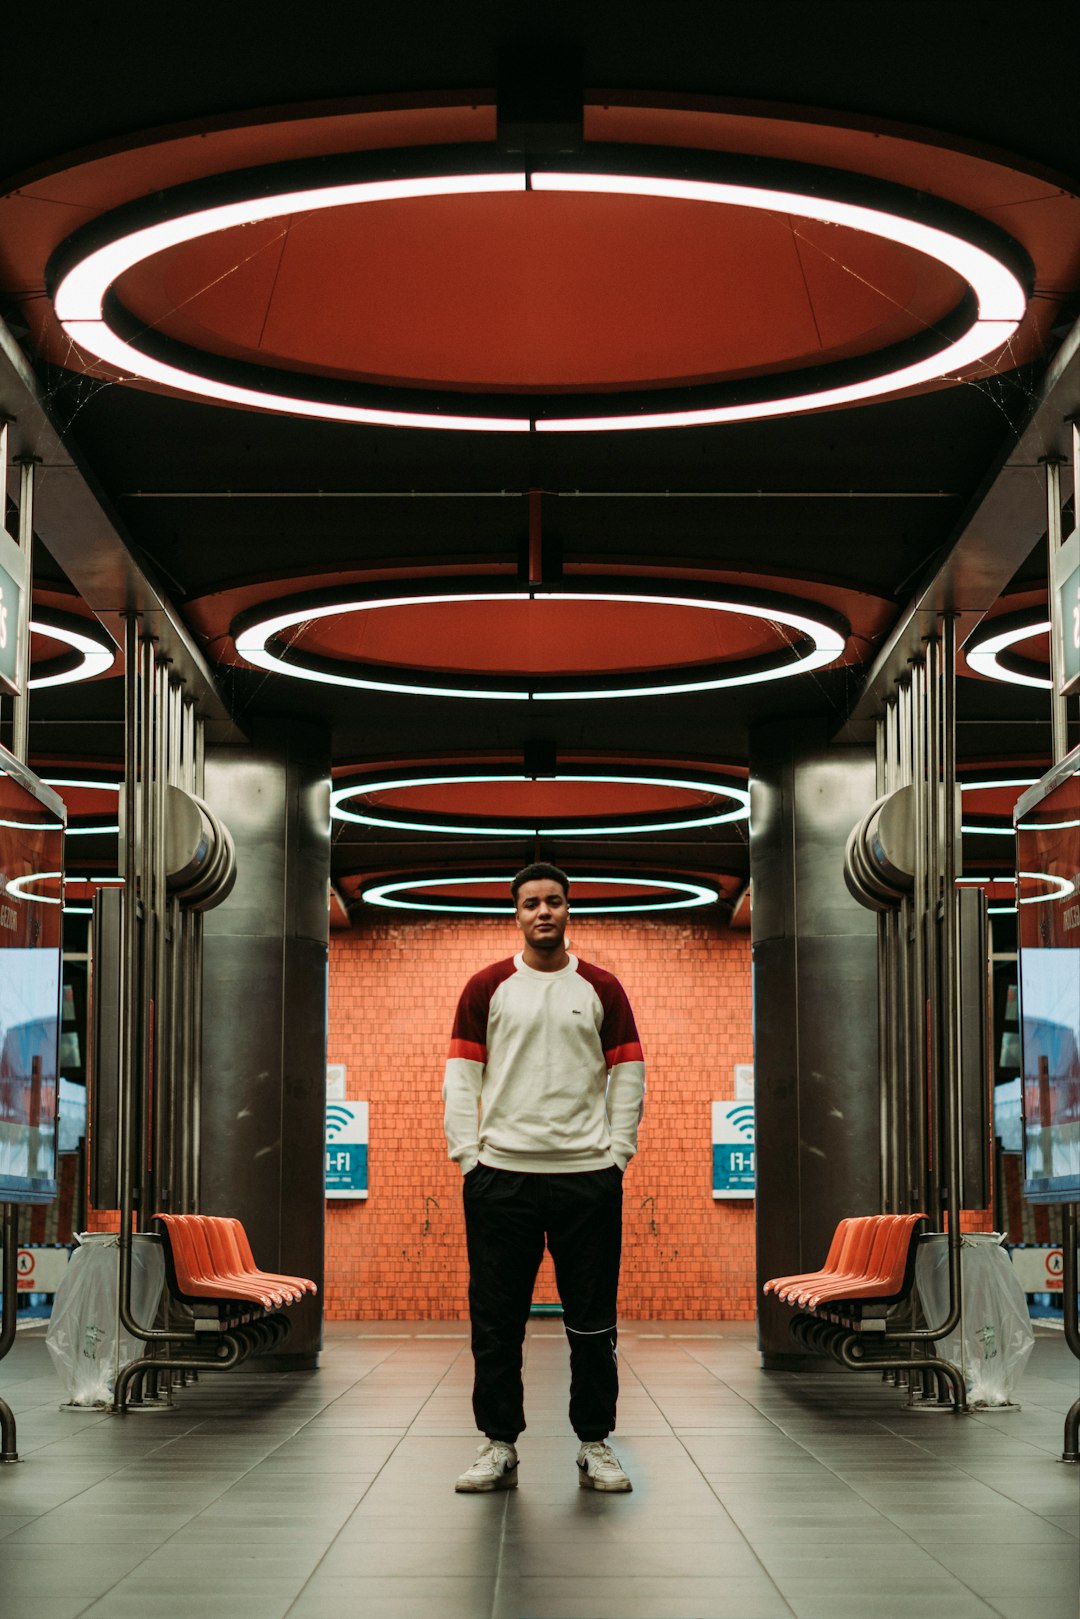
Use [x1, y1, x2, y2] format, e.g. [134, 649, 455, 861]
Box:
[576, 961, 643, 1066]
[448, 958, 517, 1062]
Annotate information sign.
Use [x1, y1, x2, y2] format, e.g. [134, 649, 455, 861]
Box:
[325, 1100, 368, 1199]
[712, 1100, 756, 1198]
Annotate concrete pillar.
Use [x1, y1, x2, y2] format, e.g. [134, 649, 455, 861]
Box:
[749, 717, 880, 1366]
[200, 718, 330, 1366]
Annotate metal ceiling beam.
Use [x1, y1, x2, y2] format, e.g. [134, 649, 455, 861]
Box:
[0, 319, 241, 739]
[840, 315, 1080, 740]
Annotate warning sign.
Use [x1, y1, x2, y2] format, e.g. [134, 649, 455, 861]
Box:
[16, 1247, 72, 1293]
[1007, 1245, 1066, 1293]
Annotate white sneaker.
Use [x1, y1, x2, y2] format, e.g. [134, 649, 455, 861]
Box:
[455, 1439, 519, 1492]
[577, 1440, 632, 1492]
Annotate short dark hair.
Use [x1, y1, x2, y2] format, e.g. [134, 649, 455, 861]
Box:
[511, 862, 570, 901]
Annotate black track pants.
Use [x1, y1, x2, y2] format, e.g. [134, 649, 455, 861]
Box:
[462, 1163, 623, 1444]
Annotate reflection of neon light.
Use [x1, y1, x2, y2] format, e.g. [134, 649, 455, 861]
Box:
[988, 905, 1018, 915]
[44, 778, 121, 793]
[5, 870, 63, 904]
[51, 163, 1027, 432]
[29, 621, 117, 689]
[956, 875, 1016, 886]
[236, 591, 844, 699]
[961, 778, 1037, 794]
[62, 905, 93, 915]
[42, 778, 122, 836]
[331, 772, 750, 836]
[965, 621, 1050, 689]
[1017, 818, 1080, 832]
[961, 823, 1017, 838]
[361, 874, 719, 914]
[1017, 870, 1076, 904]
[0, 816, 63, 831]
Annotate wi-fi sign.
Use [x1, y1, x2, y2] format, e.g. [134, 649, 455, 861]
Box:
[326, 1105, 354, 1139]
[728, 1105, 755, 1140]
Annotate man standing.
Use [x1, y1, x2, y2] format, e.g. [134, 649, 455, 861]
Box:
[443, 863, 645, 1494]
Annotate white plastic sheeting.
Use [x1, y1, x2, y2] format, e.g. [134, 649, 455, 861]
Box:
[45, 1232, 165, 1406]
[915, 1232, 1036, 1407]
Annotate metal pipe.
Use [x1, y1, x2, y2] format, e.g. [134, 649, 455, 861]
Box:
[1062, 1202, 1080, 1462]
[837, 1332, 967, 1411]
[925, 636, 943, 1231]
[1045, 459, 1069, 764]
[114, 1333, 242, 1413]
[151, 657, 170, 1213]
[0, 1200, 18, 1459]
[910, 655, 929, 1215]
[117, 617, 140, 1341]
[137, 636, 155, 1226]
[10, 458, 35, 764]
[941, 615, 965, 1335]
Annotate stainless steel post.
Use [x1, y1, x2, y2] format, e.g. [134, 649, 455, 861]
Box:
[0, 1203, 20, 1459]
[10, 458, 35, 764]
[925, 636, 943, 1231]
[941, 616, 964, 1329]
[117, 617, 140, 1339]
[1045, 458, 1069, 764]
[910, 655, 929, 1215]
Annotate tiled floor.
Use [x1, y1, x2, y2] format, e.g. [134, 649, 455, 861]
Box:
[0, 1320, 1077, 1619]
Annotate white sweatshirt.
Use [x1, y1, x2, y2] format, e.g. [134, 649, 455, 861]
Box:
[442, 952, 645, 1176]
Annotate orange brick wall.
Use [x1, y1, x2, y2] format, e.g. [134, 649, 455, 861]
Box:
[325, 913, 756, 1321]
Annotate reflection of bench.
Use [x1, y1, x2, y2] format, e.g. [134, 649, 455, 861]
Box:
[764, 1214, 967, 1409]
[114, 1214, 316, 1412]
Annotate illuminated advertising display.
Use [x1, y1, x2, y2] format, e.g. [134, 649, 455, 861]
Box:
[0, 749, 65, 1204]
[1014, 752, 1080, 1204]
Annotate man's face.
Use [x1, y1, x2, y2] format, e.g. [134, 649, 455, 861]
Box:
[514, 878, 569, 953]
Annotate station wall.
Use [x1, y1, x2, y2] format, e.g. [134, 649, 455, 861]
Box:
[325, 912, 756, 1320]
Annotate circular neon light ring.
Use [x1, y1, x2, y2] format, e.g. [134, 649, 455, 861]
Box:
[49, 149, 1029, 434]
[30, 620, 118, 689]
[361, 873, 719, 914]
[965, 620, 1050, 689]
[235, 590, 845, 699]
[332, 771, 750, 836]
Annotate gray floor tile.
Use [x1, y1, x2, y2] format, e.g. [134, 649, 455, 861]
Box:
[925, 1539, 1080, 1600]
[0, 1323, 1076, 1619]
[491, 1574, 795, 1618]
[285, 1575, 496, 1617]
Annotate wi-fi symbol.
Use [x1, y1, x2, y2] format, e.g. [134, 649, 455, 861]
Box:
[728, 1105, 755, 1140]
[326, 1105, 353, 1138]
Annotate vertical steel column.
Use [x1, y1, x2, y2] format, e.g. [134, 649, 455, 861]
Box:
[941, 617, 964, 1323]
[10, 458, 35, 763]
[877, 709, 891, 1208]
[191, 714, 204, 1214]
[909, 655, 929, 1215]
[925, 636, 944, 1230]
[1062, 1201, 1080, 1462]
[117, 617, 140, 1336]
[151, 656, 170, 1214]
[0, 1206, 18, 1460]
[136, 635, 155, 1225]
[1045, 458, 1069, 763]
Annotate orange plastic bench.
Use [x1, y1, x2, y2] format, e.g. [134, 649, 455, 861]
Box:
[765, 1212, 928, 1327]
